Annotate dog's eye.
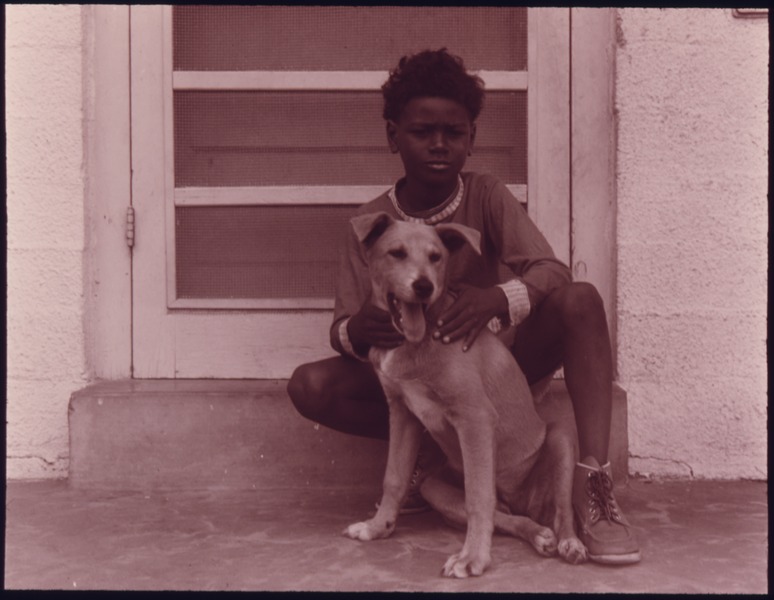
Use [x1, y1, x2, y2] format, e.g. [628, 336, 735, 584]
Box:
[429, 252, 442, 263]
[388, 249, 407, 260]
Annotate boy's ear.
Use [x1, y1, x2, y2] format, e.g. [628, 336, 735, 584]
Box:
[386, 120, 399, 154]
[435, 223, 481, 256]
[351, 212, 395, 249]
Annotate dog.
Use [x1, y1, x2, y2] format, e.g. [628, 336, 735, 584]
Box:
[342, 211, 587, 578]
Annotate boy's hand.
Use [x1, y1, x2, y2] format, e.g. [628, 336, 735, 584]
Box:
[347, 303, 405, 356]
[433, 285, 509, 352]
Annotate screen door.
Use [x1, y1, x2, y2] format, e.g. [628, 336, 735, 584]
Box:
[130, 6, 569, 378]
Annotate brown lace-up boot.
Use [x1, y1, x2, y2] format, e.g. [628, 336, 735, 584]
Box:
[573, 456, 641, 564]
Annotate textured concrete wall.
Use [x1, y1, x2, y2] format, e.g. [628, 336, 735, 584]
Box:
[6, 5, 87, 478]
[615, 8, 768, 478]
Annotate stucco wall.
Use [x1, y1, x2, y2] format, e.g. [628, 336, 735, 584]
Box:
[6, 5, 87, 478]
[615, 8, 768, 479]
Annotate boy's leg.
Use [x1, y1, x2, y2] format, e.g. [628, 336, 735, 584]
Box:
[287, 356, 390, 440]
[511, 281, 611, 463]
[287, 356, 440, 513]
[510, 281, 640, 564]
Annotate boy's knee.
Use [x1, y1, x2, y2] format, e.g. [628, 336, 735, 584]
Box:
[287, 363, 325, 419]
[286, 365, 305, 403]
[557, 282, 605, 325]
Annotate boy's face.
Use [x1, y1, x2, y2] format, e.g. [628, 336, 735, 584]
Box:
[387, 96, 476, 195]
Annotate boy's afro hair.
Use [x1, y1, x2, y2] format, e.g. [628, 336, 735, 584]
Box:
[381, 48, 485, 122]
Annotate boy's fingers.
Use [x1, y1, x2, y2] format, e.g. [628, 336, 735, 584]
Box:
[462, 324, 484, 352]
[435, 296, 467, 327]
[370, 311, 394, 324]
[376, 328, 405, 343]
[435, 317, 473, 344]
[435, 314, 489, 349]
[384, 329, 406, 341]
[436, 308, 474, 337]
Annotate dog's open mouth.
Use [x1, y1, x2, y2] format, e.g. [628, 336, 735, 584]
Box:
[387, 292, 427, 343]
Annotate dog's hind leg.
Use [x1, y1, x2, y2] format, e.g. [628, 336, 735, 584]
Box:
[421, 476, 558, 558]
[542, 422, 588, 564]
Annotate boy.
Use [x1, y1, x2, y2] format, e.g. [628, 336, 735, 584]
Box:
[288, 49, 640, 565]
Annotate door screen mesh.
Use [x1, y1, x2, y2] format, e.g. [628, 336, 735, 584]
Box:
[173, 6, 527, 71]
[171, 7, 528, 303]
[176, 205, 357, 299]
[174, 91, 526, 187]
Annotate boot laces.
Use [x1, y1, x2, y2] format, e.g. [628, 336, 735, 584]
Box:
[585, 470, 621, 524]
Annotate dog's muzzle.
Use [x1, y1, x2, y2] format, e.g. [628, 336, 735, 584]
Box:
[387, 291, 430, 343]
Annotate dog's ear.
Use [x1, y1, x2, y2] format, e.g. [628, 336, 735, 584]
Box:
[350, 212, 395, 249]
[435, 223, 482, 256]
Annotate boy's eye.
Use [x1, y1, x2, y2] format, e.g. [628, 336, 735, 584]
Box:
[388, 248, 408, 260]
[429, 252, 442, 263]
[408, 127, 466, 141]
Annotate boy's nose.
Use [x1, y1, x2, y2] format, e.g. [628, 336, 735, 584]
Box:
[412, 277, 434, 300]
[430, 132, 447, 149]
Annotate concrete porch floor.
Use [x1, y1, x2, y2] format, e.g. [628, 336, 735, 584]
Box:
[4, 478, 767, 593]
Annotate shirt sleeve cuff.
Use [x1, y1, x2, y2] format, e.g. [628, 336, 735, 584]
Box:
[496, 279, 531, 327]
[338, 318, 369, 361]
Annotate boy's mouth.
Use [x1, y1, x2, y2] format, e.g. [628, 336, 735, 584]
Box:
[387, 292, 428, 343]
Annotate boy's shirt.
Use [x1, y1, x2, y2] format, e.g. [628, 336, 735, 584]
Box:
[331, 171, 572, 357]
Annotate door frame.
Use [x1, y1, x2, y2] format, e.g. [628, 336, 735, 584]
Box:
[85, 5, 620, 379]
[84, 4, 133, 380]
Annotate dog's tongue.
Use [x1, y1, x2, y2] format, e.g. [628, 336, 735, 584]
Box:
[400, 302, 427, 343]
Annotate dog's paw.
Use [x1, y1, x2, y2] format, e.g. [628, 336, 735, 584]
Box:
[441, 549, 491, 578]
[342, 519, 395, 541]
[558, 536, 588, 565]
[531, 526, 558, 557]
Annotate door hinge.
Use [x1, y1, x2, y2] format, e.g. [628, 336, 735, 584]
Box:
[126, 206, 135, 248]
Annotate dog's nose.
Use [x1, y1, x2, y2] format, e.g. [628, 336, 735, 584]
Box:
[412, 277, 434, 299]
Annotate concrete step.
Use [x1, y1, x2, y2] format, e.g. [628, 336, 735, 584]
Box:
[68, 379, 628, 490]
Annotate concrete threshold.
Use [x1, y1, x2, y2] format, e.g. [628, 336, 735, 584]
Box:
[68, 379, 628, 490]
[68, 379, 386, 490]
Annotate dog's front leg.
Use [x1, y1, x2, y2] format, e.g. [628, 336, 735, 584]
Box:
[343, 398, 422, 541]
[442, 416, 497, 578]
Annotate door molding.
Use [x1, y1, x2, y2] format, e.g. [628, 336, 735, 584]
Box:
[84, 5, 132, 379]
[570, 8, 619, 369]
[528, 8, 571, 265]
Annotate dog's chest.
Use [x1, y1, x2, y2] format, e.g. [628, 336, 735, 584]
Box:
[371, 346, 451, 435]
[397, 379, 449, 431]
[370, 344, 433, 380]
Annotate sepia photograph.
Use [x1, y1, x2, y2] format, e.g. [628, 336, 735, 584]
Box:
[5, 5, 768, 592]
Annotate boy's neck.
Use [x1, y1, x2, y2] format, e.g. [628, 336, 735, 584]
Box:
[397, 177, 461, 213]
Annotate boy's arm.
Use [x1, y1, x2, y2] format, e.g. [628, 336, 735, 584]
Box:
[330, 224, 371, 358]
[494, 279, 533, 331]
[486, 180, 573, 328]
[430, 178, 572, 349]
[331, 214, 405, 358]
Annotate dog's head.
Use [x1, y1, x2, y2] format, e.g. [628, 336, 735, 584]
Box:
[351, 212, 481, 343]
